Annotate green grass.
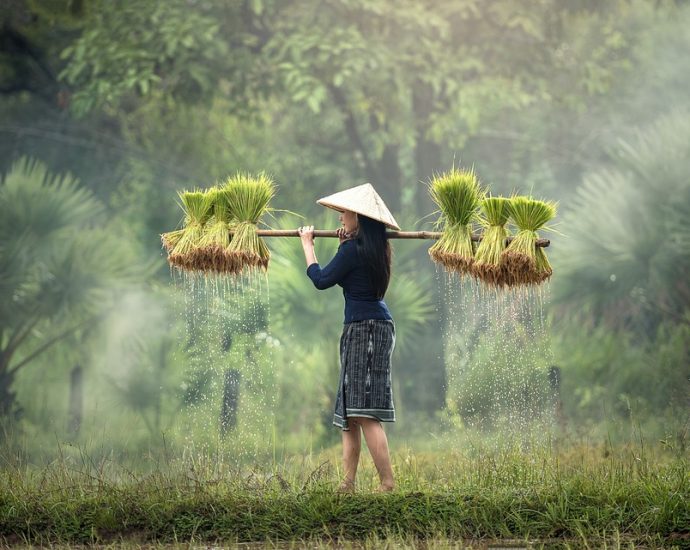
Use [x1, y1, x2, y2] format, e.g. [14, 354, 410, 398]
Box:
[0, 444, 687, 547]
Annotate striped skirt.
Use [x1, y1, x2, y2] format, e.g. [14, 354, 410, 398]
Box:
[333, 319, 396, 430]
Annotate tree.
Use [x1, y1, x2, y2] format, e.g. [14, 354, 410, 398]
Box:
[58, 0, 642, 214]
[0, 158, 143, 418]
[550, 111, 690, 427]
[553, 111, 690, 332]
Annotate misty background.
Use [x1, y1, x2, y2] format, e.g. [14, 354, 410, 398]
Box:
[0, 0, 688, 463]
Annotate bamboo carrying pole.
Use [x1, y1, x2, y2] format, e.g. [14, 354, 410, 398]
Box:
[254, 230, 550, 247]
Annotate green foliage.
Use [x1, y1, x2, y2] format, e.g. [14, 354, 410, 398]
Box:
[59, 0, 229, 115]
[549, 110, 690, 432]
[54, 0, 644, 213]
[0, 158, 140, 323]
[0, 158, 145, 416]
[4, 0, 690, 447]
[553, 318, 690, 428]
[267, 213, 345, 347]
[0, 159, 99, 320]
[553, 110, 690, 330]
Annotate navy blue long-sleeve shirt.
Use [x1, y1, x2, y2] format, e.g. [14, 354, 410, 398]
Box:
[306, 239, 393, 324]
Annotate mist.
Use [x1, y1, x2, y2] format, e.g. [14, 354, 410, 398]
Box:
[0, 3, 688, 544]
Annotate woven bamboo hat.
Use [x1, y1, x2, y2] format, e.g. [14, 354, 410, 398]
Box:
[317, 183, 400, 231]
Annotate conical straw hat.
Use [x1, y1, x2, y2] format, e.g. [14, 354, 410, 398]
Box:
[317, 183, 400, 230]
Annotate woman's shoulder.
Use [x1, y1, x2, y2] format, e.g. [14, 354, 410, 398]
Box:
[336, 238, 360, 263]
[338, 238, 357, 252]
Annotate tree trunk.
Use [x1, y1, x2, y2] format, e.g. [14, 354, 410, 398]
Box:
[220, 368, 241, 437]
[0, 367, 20, 420]
[412, 82, 442, 218]
[68, 364, 83, 435]
[414, 139, 442, 218]
[548, 365, 566, 430]
[374, 144, 402, 214]
[328, 84, 402, 214]
[410, 82, 447, 415]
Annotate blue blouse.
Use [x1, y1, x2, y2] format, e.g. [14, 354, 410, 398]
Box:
[306, 239, 393, 324]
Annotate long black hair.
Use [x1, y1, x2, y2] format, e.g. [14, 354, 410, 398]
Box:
[355, 214, 391, 299]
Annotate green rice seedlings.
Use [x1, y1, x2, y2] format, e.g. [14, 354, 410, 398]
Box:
[427, 167, 484, 275]
[196, 187, 238, 274]
[168, 189, 215, 271]
[473, 196, 511, 287]
[223, 172, 276, 273]
[502, 196, 557, 286]
[160, 228, 184, 253]
[533, 241, 554, 284]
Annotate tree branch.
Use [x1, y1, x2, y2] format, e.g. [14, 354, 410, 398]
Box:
[7, 315, 103, 377]
[0, 316, 39, 374]
[0, 24, 58, 84]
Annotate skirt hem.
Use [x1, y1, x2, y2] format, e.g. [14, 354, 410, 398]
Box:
[333, 410, 396, 431]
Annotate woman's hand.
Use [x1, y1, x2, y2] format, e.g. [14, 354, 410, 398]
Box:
[298, 225, 315, 246]
[298, 226, 317, 267]
[336, 227, 353, 244]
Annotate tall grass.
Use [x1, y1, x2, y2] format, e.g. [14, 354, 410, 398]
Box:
[0, 443, 686, 546]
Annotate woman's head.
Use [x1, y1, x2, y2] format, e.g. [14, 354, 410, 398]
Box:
[350, 212, 391, 300]
[338, 209, 359, 234]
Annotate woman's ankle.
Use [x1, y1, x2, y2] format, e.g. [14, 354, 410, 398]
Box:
[377, 479, 394, 492]
[337, 477, 356, 493]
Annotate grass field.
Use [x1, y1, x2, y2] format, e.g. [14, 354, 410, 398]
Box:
[0, 436, 687, 549]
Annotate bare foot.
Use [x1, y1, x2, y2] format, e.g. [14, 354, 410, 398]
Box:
[375, 482, 395, 493]
[337, 478, 355, 494]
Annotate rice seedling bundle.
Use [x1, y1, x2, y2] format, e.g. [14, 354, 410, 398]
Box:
[166, 190, 215, 271]
[473, 197, 511, 287]
[223, 172, 276, 273]
[502, 197, 557, 285]
[427, 167, 484, 275]
[160, 228, 184, 254]
[196, 187, 237, 273]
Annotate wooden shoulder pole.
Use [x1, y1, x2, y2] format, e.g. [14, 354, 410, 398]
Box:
[255, 230, 550, 247]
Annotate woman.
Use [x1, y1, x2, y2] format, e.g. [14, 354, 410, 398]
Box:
[297, 183, 400, 493]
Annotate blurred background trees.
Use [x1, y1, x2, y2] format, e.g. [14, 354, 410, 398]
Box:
[0, 159, 144, 424]
[1, 0, 688, 457]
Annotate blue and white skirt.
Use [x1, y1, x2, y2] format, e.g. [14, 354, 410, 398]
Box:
[333, 319, 396, 430]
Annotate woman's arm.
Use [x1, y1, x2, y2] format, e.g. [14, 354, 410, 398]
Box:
[298, 225, 318, 268]
[298, 225, 355, 290]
